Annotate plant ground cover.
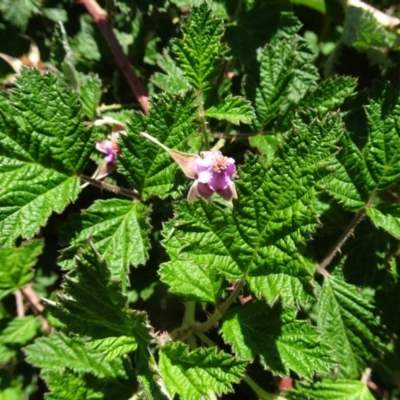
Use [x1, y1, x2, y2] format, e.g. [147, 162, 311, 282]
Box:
[1, 0, 400, 399]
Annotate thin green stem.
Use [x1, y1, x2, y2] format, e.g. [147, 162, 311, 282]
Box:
[182, 301, 197, 349]
[182, 300, 196, 326]
[317, 208, 366, 276]
[243, 374, 285, 400]
[197, 278, 245, 333]
[195, 332, 283, 400]
[170, 278, 245, 341]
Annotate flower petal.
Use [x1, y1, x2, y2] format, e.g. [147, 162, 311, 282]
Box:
[208, 172, 231, 191]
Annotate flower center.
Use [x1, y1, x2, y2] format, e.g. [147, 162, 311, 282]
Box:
[212, 154, 229, 173]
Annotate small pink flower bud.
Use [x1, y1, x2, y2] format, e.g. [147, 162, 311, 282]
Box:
[96, 132, 121, 164]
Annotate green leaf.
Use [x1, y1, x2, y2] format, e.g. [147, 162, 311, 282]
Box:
[25, 332, 127, 378]
[246, 40, 297, 129]
[0, 69, 94, 246]
[0, 316, 41, 345]
[79, 73, 102, 120]
[0, 0, 40, 30]
[172, 4, 225, 93]
[288, 378, 375, 400]
[0, 166, 81, 247]
[4, 68, 94, 175]
[0, 342, 18, 364]
[158, 342, 245, 400]
[225, 7, 296, 65]
[343, 7, 392, 51]
[205, 95, 255, 125]
[88, 336, 138, 361]
[135, 346, 167, 400]
[367, 204, 400, 239]
[290, 0, 326, 14]
[221, 301, 334, 378]
[364, 83, 400, 191]
[0, 240, 43, 297]
[290, 33, 319, 103]
[60, 199, 150, 288]
[160, 248, 224, 304]
[317, 275, 382, 378]
[69, 15, 101, 63]
[325, 132, 372, 210]
[162, 114, 342, 305]
[117, 92, 198, 199]
[43, 371, 103, 400]
[151, 51, 191, 94]
[280, 76, 358, 131]
[43, 370, 134, 400]
[249, 133, 281, 164]
[50, 243, 152, 345]
[302, 76, 357, 115]
[172, 0, 227, 18]
[327, 83, 400, 210]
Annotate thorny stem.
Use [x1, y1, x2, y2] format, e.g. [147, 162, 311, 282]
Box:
[171, 278, 245, 341]
[317, 208, 366, 276]
[197, 278, 245, 333]
[77, 0, 150, 114]
[80, 174, 142, 201]
[22, 283, 51, 333]
[195, 332, 284, 400]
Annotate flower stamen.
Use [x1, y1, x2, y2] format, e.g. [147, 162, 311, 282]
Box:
[212, 155, 229, 173]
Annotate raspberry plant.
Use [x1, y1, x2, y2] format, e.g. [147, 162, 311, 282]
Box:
[1, 1, 400, 399]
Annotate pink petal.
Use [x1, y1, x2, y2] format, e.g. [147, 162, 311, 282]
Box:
[208, 172, 231, 191]
[216, 182, 237, 201]
[196, 182, 214, 199]
[197, 169, 213, 184]
[226, 159, 236, 177]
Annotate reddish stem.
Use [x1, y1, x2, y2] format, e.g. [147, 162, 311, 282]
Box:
[22, 283, 51, 333]
[77, 0, 150, 114]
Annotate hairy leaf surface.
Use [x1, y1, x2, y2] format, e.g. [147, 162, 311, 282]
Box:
[317, 275, 382, 378]
[60, 199, 150, 288]
[0, 240, 43, 297]
[367, 203, 400, 239]
[50, 244, 152, 345]
[172, 4, 225, 93]
[43, 369, 133, 400]
[0, 69, 94, 246]
[205, 95, 255, 125]
[288, 378, 375, 399]
[25, 332, 127, 378]
[246, 39, 296, 129]
[0, 315, 41, 344]
[221, 301, 334, 378]
[158, 343, 245, 400]
[162, 114, 342, 305]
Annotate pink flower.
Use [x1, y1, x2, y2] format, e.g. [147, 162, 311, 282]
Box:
[137, 131, 238, 202]
[188, 151, 237, 201]
[96, 132, 121, 164]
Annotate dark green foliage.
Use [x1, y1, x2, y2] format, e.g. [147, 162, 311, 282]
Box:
[1, 1, 400, 399]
